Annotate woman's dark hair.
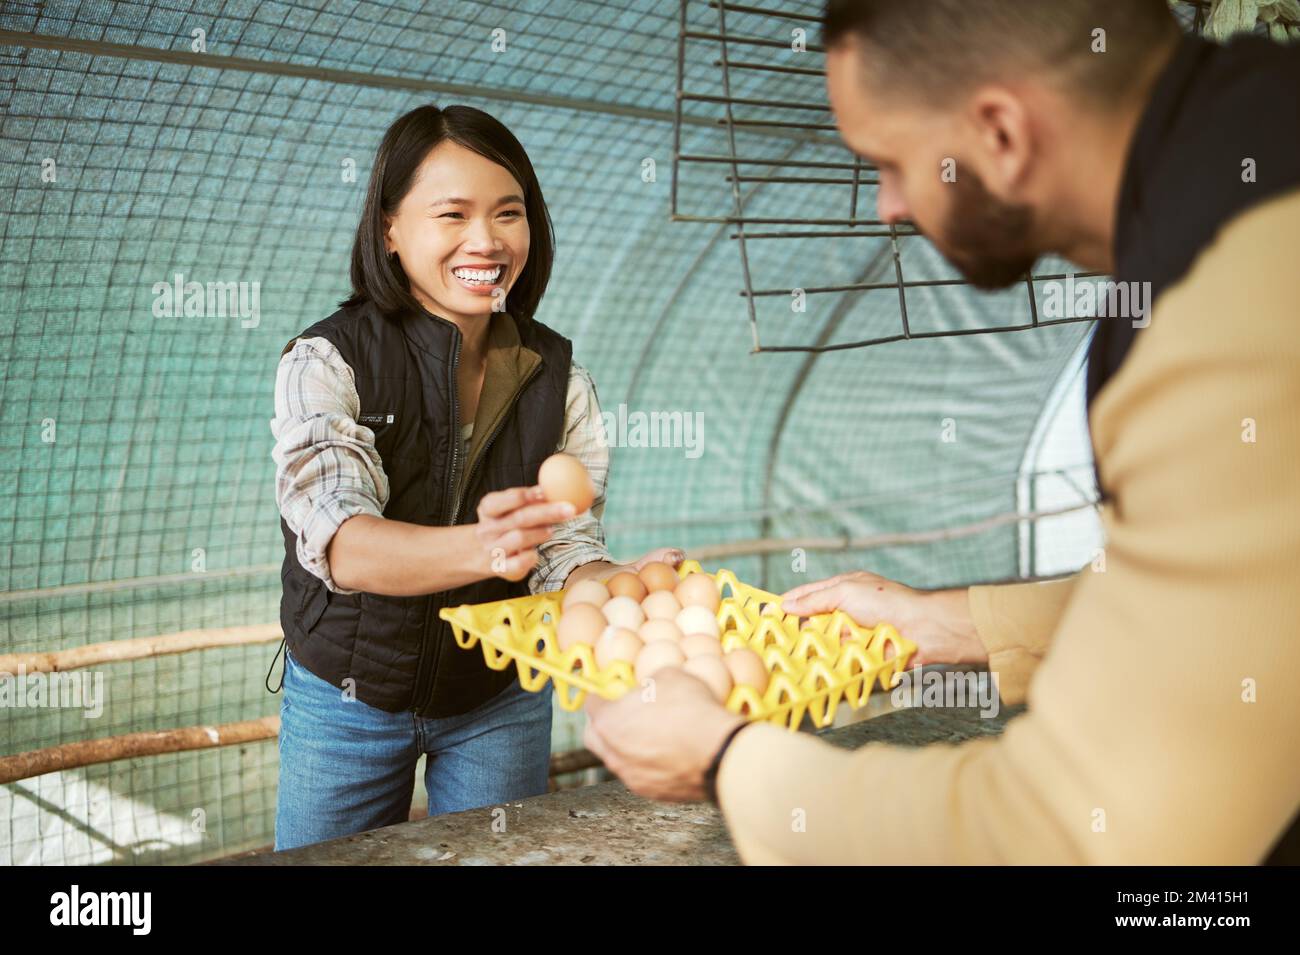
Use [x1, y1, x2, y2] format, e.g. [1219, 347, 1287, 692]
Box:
[340, 104, 554, 323]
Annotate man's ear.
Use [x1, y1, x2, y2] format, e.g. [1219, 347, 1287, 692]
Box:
[967, 86, 1034, 200]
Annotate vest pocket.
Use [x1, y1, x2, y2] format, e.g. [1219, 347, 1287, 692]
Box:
[295, 579, 330, 638]
[358, 591, 425, 631]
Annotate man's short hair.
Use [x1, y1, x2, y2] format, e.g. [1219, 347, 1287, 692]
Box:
[822, 0, 1182, 105]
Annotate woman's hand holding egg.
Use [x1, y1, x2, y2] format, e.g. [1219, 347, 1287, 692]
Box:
[537, 453, 595, 514]
[474, 485, 576, 582]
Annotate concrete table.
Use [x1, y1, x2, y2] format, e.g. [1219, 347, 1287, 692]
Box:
[221, 703, 1024, 866]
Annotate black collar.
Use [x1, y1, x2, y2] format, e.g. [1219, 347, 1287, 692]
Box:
[396, 298, 463, 359]
[1112, 33, 1211, 273]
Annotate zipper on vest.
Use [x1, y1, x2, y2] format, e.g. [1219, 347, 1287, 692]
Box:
[442, 329, 464, 524]
[448, 360, 542, 525]
[413, 324, 463, 715]
[419, 326, 543, 715]
[418, 326, 541, 711]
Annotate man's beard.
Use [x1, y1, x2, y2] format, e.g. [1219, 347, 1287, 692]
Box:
[932, 165, 1039, 291]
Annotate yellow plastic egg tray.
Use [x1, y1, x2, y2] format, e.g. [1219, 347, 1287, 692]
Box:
[439, 559, 915, 731]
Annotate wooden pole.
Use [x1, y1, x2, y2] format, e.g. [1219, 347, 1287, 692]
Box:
[0, 716, 599, 785]
[0, 624, 282, 674]
[0, 717, 280, 785]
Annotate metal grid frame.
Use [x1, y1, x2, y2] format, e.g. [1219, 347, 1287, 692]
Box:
[670, 0, 1236, 355]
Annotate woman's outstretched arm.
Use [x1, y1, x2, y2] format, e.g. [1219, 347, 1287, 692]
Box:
[273, 336, 569, 597]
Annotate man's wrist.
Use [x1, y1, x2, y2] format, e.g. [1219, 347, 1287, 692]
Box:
[701, 716, 751, 804]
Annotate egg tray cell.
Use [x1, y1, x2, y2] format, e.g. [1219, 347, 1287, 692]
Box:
[438, 559, 917, 731]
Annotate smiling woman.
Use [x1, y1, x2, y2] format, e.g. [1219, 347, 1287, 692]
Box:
[385, 147, 532, 323]
[267, 104, 684, 852]
[340, 105, 555, 326]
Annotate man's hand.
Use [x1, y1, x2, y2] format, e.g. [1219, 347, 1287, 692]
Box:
[474, 485, 576, 582]
[583, 667, 746, 803]
[781, 570, 987, 667]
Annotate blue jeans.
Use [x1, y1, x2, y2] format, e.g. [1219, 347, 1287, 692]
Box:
[274, 646, 554, 851]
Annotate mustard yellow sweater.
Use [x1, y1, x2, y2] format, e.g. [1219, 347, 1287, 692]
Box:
[715, 189, 1300, 864]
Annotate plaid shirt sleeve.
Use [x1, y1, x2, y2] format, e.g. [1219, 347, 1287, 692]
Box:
[270, 336, 389, 595]
[528, 359, 613, 594]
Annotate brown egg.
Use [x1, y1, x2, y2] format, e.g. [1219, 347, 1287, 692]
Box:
[723, 647, 769, 693]
[556, 603, 608, 652]
[675, 605, 719, 638]
[595, 627, 643, 670]
[606, 571, 648, 602]
[675, 572, 721, 613]
[634, 640, 687, 682]
[638, 618, 684, 645]
[683, 655, 733, 703]
[638, 560, 680, 593]
[680, 633, 723, 658]
[602, 595, 645, 631]
[641, 589, 682, 621]
[538, 453, 594, 513]
[562, 578, 609, 611]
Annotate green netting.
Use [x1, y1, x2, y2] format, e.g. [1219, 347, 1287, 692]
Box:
[2, 0, 1237, 864]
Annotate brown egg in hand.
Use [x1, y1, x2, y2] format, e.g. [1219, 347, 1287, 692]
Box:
[538, 453, 594, 514]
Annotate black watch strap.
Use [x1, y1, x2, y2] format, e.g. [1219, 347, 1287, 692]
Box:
[703, 721, 752, 804]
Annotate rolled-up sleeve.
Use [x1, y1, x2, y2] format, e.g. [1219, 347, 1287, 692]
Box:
[529, 360, 613, 594]
[968, 575, 1081, 706]
[270, 336, 389, 594]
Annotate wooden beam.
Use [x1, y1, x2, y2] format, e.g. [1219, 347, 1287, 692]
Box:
[0, 624, 282, 674]
[0, 717, 280, 785]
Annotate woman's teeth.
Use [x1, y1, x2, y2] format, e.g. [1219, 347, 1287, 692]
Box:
[452, 266, 503, 285]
